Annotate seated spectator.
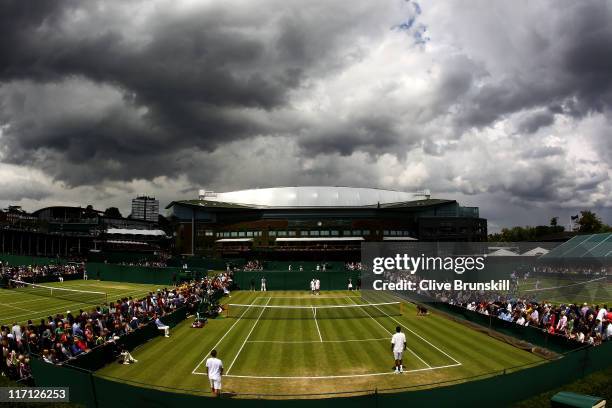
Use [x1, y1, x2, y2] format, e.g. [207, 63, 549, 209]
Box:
[154, 314, 170, 337]
[119, 344, 138, 365]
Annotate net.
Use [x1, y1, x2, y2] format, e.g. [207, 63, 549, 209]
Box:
[226, 301, 402, 320]
[8, 279, 108, 305]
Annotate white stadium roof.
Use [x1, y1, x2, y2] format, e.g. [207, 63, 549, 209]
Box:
[198, 186, 429, 207]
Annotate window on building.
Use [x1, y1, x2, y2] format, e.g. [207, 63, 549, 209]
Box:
[320, 230, 330, 236]
[288, 230, 297, 236]
[331, 230, 339, 236]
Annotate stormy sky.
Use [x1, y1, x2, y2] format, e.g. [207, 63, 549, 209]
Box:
[1, 0, 611, 231]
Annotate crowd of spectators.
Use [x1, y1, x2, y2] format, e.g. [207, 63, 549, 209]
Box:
[345, 262, 363, 271]
[117, 259, 168, 268]
[532, 265, 610, 277]
[381, 266, 611, 347]
[0, 271, 233, 381]
[242, 260, 263, 271]
[462, 300, 611, 346]
[1, 262, 84, 283]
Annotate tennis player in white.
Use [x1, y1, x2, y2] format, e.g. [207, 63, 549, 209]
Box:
[205, 349, 223, 397]
[391, 326, 407, 373]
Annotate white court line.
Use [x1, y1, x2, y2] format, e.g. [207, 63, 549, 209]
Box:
[191, 296, 265, 375]
[246, 338, 388, 344]
[0, 303, 37, 313]
[312, 306, 323, 342]
[347, 296, 431, 369]
[226, 297, 272, 374]
[192, 363, 462, 379]
[370, 295, 461, 365]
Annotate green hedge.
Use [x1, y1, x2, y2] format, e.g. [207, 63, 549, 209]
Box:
[87, 263, 179, 285]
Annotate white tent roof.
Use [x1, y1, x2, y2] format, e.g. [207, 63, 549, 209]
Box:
[488, 248, 519, 256]
[522, 247, 550, 256]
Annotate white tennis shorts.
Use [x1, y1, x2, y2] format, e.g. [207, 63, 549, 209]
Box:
[209, 377, 222, 390]
[394, 351, 403, 360]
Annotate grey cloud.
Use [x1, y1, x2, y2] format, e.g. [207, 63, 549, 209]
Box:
[517, 111, 555, 134]
[0, 0, 610, 226]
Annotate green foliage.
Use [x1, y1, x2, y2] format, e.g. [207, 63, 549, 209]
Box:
[490, 210, 611, 241]
[488, 225, 564, 242]
[103, 207, 123, 218]
[576, 210, 606, 233]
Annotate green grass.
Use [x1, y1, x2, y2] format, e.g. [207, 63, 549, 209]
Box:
[517, 276, 611, 305]
[96, 290, 545, 398]
[0, 280, 166, 326]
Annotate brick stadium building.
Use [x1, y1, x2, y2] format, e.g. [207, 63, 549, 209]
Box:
[166, 186, 487, 260]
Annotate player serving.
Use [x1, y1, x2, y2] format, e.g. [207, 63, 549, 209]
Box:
[391, 326, 407, 374]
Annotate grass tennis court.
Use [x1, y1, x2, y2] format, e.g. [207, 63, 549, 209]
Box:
[517, 276, 612, 305]
[95, 290, 545, 397]
[0, 280, 163, 325]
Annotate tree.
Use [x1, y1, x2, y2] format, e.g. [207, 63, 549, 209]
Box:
[576, 210, 605, 233]
[104, 207, 123, 218]
[83, 204, 98, 219]
[550, 217, 558, 227]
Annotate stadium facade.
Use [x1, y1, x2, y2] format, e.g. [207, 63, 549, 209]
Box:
[166, 186, 487, 259]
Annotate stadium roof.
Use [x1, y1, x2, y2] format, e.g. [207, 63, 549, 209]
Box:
[541, 233, 612, 259]
[167, 186, 453, 209]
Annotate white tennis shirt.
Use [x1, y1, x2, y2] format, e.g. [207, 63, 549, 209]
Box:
[206, 357, 223, 380]
[391, 332, 406, 353]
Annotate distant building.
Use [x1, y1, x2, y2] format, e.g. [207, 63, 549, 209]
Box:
[166, 186, 488, 257]
[0, 204, 169, 258]
[131, 196, 159, 222]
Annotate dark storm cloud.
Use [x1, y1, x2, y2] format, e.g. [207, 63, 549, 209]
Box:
[0, 0, 422, 185]
[516, 110, 555, 134]
[453, 2, 612, 131]
[0, 0, 610, 219]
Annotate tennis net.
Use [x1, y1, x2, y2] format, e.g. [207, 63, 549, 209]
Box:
[226, 301, 402, 319]
[8, 279, 108, 305]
